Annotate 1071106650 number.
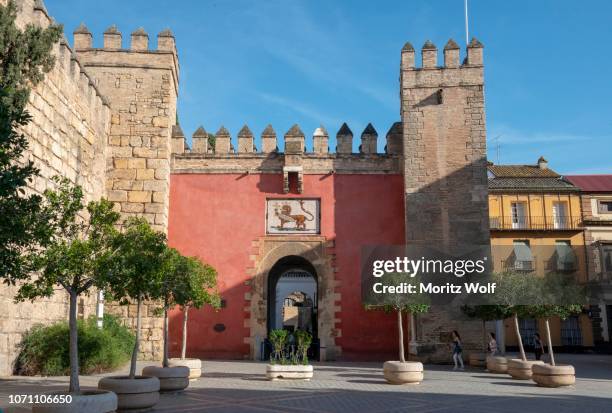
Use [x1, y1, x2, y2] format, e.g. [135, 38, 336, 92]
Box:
[9, 394, 73, 404]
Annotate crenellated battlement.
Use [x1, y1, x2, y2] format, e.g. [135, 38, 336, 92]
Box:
[73, 23, 177, 54]
[171, 122, 403, 176]
[172, 122, 402, 157]
[401, 38, 484, 89]
[72, 24, 179, 93]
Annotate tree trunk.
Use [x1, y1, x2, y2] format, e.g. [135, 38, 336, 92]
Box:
[482, 319, 487, 353]
[68, 291, 80, 394]
[163, 300, 169, 368]
[129, 296, 142, 379]
[181, 306, 189, 360]
[545, 318, 555, 366]
[397, 309, 405, 363]
[513, 313, 526, 361]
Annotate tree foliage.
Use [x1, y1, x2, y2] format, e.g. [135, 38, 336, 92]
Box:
[15, 178, 120, 301]
[0, 0, 62, 283]
[102, 217, 167, 305]
[159, 248, 220, 311]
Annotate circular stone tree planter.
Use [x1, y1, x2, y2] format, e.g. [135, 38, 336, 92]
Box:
[532, 364, 576, 387]
[266, 364, 314, 381]
[468, 353, 486, 368]
[507, 359, 544, 380]
[98, 376, 160, 412]
[142, 366, 190, 392]
[32, 390, 117, 413]
[168, 358, 201, 380]
[486, 356, 509, 373]
[383, 361, 424, 384]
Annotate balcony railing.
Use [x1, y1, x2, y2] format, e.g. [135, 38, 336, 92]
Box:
[490, 216, 581, 231]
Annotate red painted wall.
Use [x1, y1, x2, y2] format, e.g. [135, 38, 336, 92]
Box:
[167, 173, 405, 360]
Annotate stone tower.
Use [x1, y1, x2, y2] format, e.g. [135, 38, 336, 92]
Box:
[73, 25, 179, 233]
[400, 39, 490, 360]
[73, 24, 180, 361]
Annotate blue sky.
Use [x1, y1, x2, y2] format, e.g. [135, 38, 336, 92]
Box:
[46, 0, 612, 174]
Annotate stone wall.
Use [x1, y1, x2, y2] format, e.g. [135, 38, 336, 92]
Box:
[400, 39, 490, 361]
[0, 0, 110, 376]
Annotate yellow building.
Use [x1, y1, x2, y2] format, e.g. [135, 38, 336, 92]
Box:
[488, 157, 593, 351]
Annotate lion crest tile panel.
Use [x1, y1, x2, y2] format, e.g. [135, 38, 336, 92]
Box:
[267, 199, 320, 234]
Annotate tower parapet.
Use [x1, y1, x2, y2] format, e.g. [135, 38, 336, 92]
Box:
[74, 25, 179, 233]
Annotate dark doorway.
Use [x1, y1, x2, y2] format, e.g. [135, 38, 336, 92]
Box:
[264, 255, 319, 360]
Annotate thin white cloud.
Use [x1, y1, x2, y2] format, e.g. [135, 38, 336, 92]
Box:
[489, 125, 596, 144]
[256, 92, 344, 127]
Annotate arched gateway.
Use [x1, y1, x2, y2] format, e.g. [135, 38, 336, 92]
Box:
[246, 238, 339, 361]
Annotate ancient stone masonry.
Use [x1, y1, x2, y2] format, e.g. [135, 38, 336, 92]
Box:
[400, 38, 490, 361]
[171, 122, 403, 176]
[74, 24, 179, 234]
[0, 0, 110, 375]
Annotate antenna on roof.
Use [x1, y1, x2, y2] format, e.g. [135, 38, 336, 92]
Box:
[492, 134, 502, 164]
[464, 0, 469, 47]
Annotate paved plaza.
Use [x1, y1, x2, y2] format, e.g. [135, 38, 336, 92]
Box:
[1, 354, 612, 413]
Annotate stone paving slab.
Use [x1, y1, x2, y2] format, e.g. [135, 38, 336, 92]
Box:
[1, 354, 611, 413]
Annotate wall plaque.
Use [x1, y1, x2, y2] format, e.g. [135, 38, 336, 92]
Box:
[266, 199, 320, 234]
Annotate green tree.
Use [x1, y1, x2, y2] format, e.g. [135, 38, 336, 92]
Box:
[174, 255, 220, 360]
[462, 305, 511, 353]
[366, 274, 429, 363]
[0, 0, 62, 283]
[530, 273, 585, 366]
[492, 271, 544, 361]
[102, 218, 167, 379]
[15, 178, 120, 394]
[157, 248, 220, 366]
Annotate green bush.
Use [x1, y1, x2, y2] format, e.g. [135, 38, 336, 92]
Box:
[16, 314, 135, 376]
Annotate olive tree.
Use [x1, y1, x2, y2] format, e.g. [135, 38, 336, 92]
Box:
[491, 271, 542, 361]
[16, 178, 119, 393]
[367, 274, 429, 363]
[531, 273, 586, 365]
[462, 305, 511, 353]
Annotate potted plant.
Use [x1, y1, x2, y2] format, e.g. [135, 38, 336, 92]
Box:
[168, 255, 221, 379]
[380, 303, 428, 384]
[530, 273, 584, 387]
[98, 218, 166, 411]
[15, 179, 120, 413]
[492, 271, 544, 379]
[265, 329, 314, 380]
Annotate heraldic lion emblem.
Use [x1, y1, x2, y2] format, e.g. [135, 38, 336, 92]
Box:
[273, 200, 315, 230]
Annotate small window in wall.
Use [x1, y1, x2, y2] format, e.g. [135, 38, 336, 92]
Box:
[519, 319, 537, 347]
[511, 202, 527, 229]
[598, 200, 612, 214]
[555, 240, 576, 272]
[552, 201, 569, 229]
[512, 240, 533, 271]
[561, 316, 582, 346]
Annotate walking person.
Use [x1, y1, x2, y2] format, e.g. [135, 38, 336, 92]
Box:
[488, 332, 498, 356]
[534, 332, 544, 361]
[451, 330, 464, 370]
